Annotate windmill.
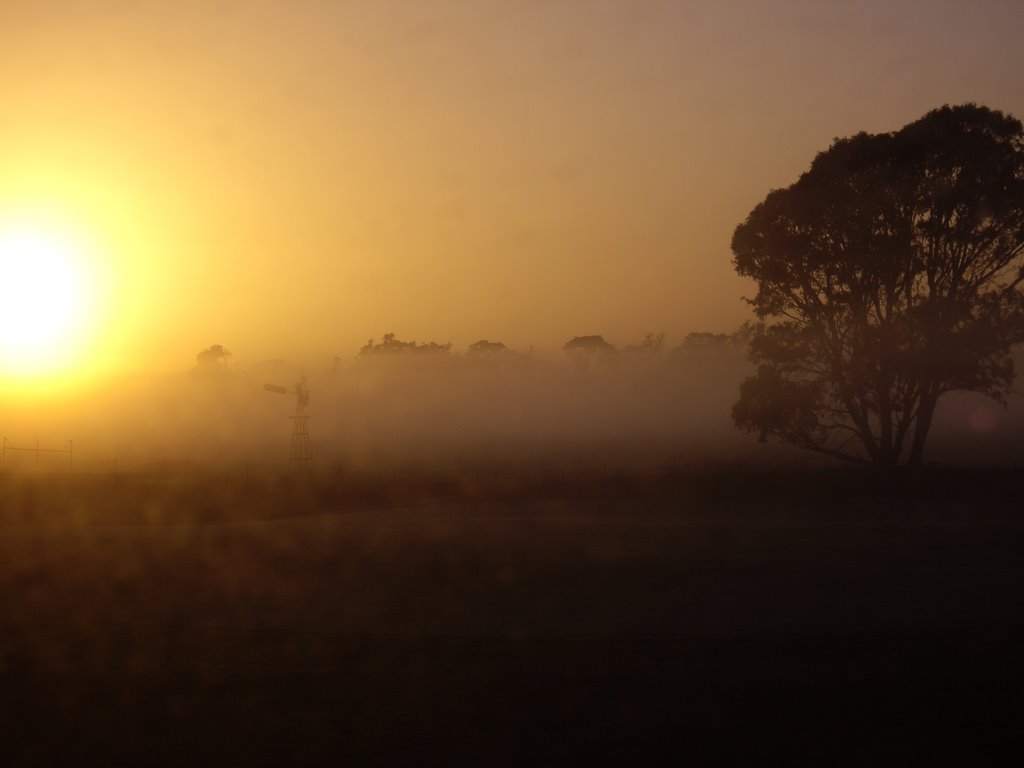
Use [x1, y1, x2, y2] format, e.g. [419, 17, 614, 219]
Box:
[264, 376, 313, 473]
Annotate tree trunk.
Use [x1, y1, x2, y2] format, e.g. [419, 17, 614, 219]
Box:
[907, 393, 938, 468]
[877, 383, 896, 468]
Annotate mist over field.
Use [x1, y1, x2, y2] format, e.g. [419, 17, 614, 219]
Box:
[0, 340, 745, 471]
[0, 338, 1021, 475]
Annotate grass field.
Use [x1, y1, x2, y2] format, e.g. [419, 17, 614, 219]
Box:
[1, 468, 1022, 764]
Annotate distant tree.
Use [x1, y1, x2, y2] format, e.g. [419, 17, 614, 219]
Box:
[624, 332, 666, 359]
[193, 344, 231, 374]
[466, 339, 522, 362]
[731, 104, 1024, 467]
[359, 333, 452, 357]
[464, 340, 533, 368]
[466, 339, 508, 358]
[681, 332, 735, 351]
[670, 325, 756, 362]
[564, 335, 617, 369]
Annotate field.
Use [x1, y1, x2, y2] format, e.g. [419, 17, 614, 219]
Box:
[1, 468, 1022, 764]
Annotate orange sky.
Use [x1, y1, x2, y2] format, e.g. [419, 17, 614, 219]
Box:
[1, 0, 1023, 382]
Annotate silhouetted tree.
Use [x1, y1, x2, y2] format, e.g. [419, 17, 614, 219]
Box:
[359, 333, 452, 357]
[669, 325, 756, 362]
[464, 340, 532, 368]
[681, 332, 735, 351]
[732, 104, 1024, 467]
[193, 344, 231, 375]
[624, 332, 666, 359]
[564, 335, 617, 370]
[466, 339, 507, 358]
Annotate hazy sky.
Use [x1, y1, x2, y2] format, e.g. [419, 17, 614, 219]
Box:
[1, 0, 1023, 384]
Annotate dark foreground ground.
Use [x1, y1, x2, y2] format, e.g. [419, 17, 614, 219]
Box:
[0, 467, 1022, 765]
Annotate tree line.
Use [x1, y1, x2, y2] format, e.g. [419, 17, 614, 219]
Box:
[193, 328, 751, 377]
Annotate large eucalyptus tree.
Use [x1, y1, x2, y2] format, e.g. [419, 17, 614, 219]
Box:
[732, 105, 1024, 466]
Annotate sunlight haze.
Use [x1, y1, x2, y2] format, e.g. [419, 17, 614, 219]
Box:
[4, 7, 1024, 759]
[0, 0, 1022, 379]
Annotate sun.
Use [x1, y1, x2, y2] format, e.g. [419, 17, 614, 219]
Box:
[0, 228, 94, 377]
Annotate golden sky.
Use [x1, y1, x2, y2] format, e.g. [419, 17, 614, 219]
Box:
[1, 0, 1023, 386]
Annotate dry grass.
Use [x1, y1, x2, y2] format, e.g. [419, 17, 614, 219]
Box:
[1, 468, 1022, 764]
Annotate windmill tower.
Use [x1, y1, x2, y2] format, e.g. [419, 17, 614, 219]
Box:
[264, 377, 313, 473]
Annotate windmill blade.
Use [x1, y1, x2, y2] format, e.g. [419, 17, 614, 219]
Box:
[263, 383, 288, 394]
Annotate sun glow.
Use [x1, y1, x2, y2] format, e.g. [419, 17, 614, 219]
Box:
[0, 225, 99, 380]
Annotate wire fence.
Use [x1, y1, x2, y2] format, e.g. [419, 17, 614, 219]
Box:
[1, 438, 73, 474]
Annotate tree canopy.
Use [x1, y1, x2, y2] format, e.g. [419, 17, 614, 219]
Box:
[193, 344, 232, 375]
[563, 335, 617, 370]
[731, 104, 1024, 467]
[624, 332, 666, 360]
[563, 335, 615, 356]
[466, 339, 508, 358]
[358, 333, 452, 357]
